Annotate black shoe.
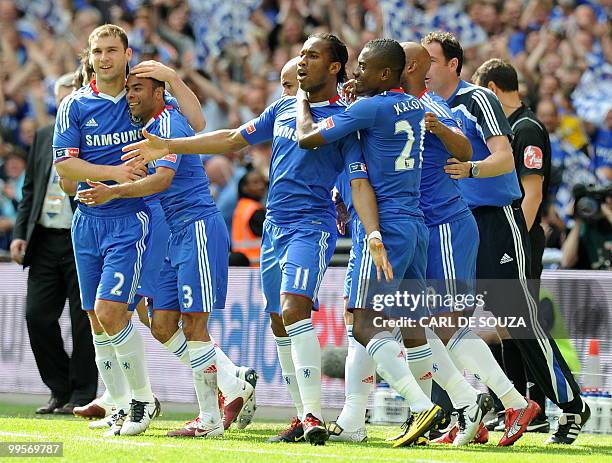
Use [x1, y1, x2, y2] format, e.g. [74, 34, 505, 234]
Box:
[268, 417, 305, 443]
[36, 396, 68, 415]
[53, 402, 78, 415]
[485, 410, 504, 431]
[527, 416, 550, 433]
[545, 402, 590, 444]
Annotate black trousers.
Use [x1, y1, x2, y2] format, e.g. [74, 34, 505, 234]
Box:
[473, 204, 582, 412]
[25, 226, 97, 403]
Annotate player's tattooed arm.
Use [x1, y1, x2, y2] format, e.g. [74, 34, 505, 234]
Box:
[76, 167, 175, 206]
[121, 128, 248, 164]
[350, 178, 393, 281]
[295, 89, 327, 149]
[54, 157, 147, 183]
[425, 112, 472, 161]
[131, 61, 205, 132]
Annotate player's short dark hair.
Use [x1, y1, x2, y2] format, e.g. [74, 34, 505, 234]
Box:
[309, 33, 349, 84]
[88, 24, 129, 51]
[150, 77, 164, 92]
[364, 38, 406, 80]
[473, 59, 519, 92]
[422, 31, 463, 76]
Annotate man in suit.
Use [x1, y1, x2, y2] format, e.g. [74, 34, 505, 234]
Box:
[10, 73, 97, 414]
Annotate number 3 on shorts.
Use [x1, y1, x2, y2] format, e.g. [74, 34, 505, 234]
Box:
[182, 285, 193, 309]
[111, 272, 125, 296]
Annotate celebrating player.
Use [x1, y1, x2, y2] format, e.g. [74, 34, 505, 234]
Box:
[120, 34, 389, 446]
[53, 24, 204, 436]
[77, 73, 256, 437]
[295, 38, 492, 447]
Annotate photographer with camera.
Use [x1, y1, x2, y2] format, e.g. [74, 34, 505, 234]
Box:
[561, 184, 612, 270]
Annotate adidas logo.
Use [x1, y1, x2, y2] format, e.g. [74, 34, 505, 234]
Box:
[362, 375, 374, 384]
[397, 350, 405, 359]
[419, 372, 433, 380]
[203, 365, 217, 374]
[85, 118, 98, 127]
[500, 253, 514, 264]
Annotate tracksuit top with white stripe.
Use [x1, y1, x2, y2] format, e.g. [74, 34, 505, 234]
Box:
[53, 81, 147, 216]
[146, 107, 218, 233]
[446, 80, 522, 208]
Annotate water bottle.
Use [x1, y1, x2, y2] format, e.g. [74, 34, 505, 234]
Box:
[545, 398, 562, 430]
[601, 391, 612, 435]
[582, 340, 603, 389]
[581, 389, 596, 434]
[593, 389, 605, 434]
[371, 382, 409, 425]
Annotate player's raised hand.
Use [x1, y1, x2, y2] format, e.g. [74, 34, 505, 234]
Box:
[76, 180, 119, 206]
[368, 238, 393, 282]
[121, 129, 169, 163]
[131, 60, 176, 83]
[444, 157, 471, 179]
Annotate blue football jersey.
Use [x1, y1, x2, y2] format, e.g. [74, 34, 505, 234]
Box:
[53, 81, 146, 215]
[319, 89, 425, 221]
[147, 107, 218, 233]
[240, 96, 368, 234]
[335, 169, 354, 220]
[447, 80, 521, 208]
[419, 90, 470, 226]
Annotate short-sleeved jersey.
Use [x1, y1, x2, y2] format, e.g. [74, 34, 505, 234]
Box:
[239, 96, 368, 234]
[508, 104, 551, 222]
[146, 107, 218, 233]
[53, 81, 145, 215]
[419, 90, 470, 226]
[318, 89, 425, 221]
[447, 80, 522, 208]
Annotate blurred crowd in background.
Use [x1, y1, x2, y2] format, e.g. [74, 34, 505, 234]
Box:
[0, 0, 610, 267]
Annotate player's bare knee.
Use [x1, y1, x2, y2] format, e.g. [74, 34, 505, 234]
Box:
[181, 312, 209, 341]
[401, 326, 427, 347]
[269, 313, 288, 337]
[94, 300, 129, 335]
[280, 294, 312, 326]
[351, 309, 374, 347]
[150, 318, 175, 343]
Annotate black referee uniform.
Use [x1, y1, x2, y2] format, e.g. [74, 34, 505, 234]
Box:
[501, 104, 553, 422]
[508, 104, 551, 280]
[448, 82, 582, 413]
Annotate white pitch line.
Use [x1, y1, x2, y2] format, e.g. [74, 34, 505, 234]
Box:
[0, 431, 467, 463]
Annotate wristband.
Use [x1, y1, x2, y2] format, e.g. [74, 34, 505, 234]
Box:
[367, 230, 382, 243]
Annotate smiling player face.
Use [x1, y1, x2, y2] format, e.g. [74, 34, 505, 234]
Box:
[352, 47, 385, 97]
[89, 35, 132, 84]
[126, 74, 161, 121]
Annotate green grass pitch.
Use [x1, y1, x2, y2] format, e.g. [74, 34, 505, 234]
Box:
[1, 402, 611, 462]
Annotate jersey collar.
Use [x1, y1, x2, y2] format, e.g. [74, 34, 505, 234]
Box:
[309, 94, 341, 107]
[447, 80, 465, 104]
[389, 87, 405, 93]
[417, 88, 428, 99]
[89, 80, 126, 103]
[144, 105, 173, 129]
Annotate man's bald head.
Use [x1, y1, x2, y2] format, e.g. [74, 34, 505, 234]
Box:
[281, 56, 300, 97]
[401, 42, 431, 81]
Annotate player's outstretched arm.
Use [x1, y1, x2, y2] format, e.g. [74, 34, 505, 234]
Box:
[351, 178, 393, 281]
[425, 112, 472, 161]
[54, 157, 147, 183]
[121, 128, 248, 164]
[77, 167, 175, 206]
[131, 61, 206, 132]
[295, 90, 327, 149]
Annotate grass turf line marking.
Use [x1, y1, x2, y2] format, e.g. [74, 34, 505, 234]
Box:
[0, 431, 464, 463]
